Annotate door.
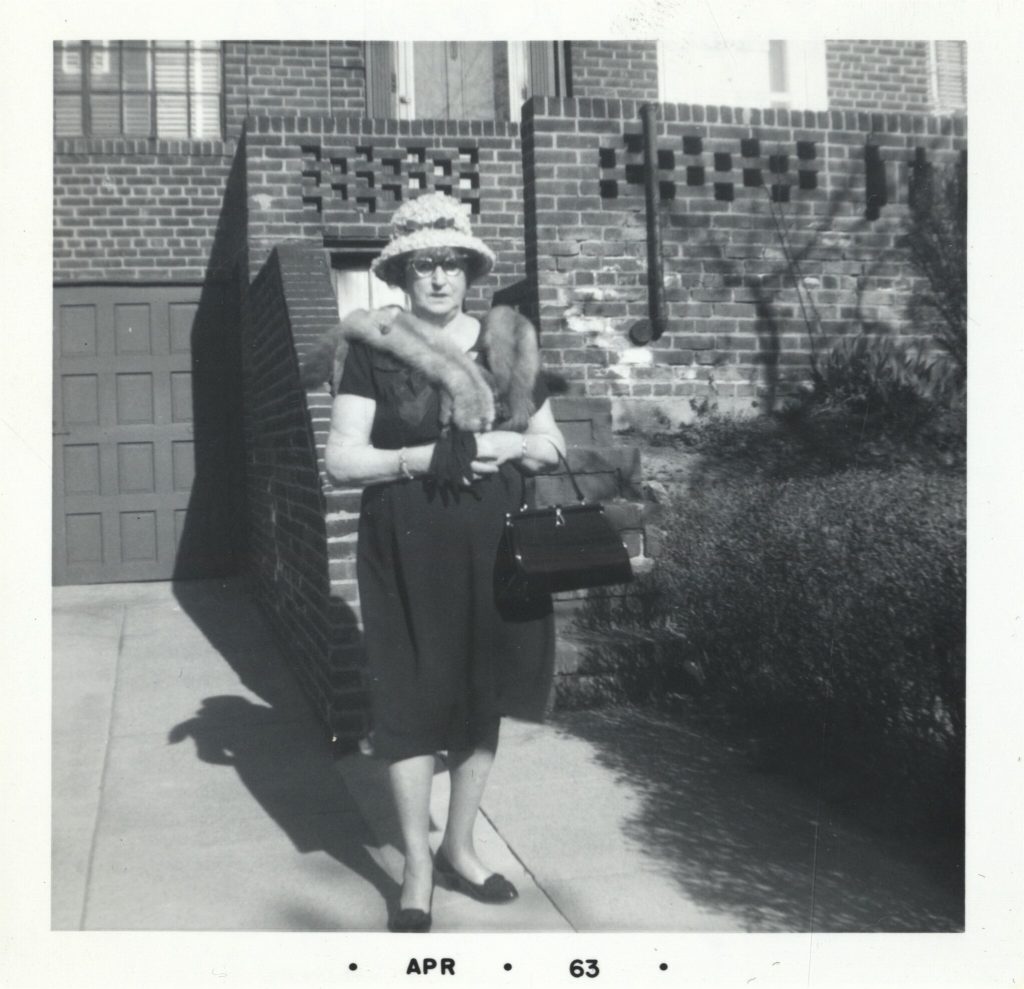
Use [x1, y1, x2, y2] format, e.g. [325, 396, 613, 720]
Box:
[331, 260, 407, 318]
[411, 42, 497, 120]
[53, 284, 239, 584]
[366, 41, 566, 121]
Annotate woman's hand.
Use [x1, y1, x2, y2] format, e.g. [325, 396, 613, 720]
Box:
[470, 429, 522, 478]
[519, 401, 567, 474]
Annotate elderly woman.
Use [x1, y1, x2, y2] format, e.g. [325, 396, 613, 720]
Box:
[323, 193, 566, 932]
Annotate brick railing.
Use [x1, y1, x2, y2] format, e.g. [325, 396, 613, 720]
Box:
[240, 244, 368, 746]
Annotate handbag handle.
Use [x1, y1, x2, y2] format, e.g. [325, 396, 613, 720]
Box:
[515, 434, 586, 511]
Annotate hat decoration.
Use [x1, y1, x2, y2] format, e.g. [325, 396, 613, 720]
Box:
[371, 192, 495, 287]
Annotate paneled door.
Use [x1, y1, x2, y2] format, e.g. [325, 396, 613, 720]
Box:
[368, 41, 568, 121]
[53, 284, 237, 584]
[411, 42, 497, 120]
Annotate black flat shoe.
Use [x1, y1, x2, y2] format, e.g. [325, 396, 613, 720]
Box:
[434, 850, 518, 903]
[388, 907, 432, 933]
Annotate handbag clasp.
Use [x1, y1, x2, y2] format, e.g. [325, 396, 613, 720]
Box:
[554, 506, 566, 527]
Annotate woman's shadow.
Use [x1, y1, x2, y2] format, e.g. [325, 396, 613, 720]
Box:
[167, 580, 399, 928]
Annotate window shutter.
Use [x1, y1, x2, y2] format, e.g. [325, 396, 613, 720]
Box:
[366, 41, 396, 118]
[933, 41, 967, 113]
[527, 41, 557, 96]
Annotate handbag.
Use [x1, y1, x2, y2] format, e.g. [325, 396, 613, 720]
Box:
[495, 441, 634, 603]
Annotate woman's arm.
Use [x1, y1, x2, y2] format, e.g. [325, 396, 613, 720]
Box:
[325, 393, 436, 486]
[472, 399, 567, 475]
[521, 399, 568, 473]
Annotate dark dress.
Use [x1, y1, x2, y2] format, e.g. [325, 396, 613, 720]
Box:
[337, 329, 555, 762]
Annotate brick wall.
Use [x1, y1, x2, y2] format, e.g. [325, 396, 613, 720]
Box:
[240, 244, 369, 744]
[222, 41, 670, 138]
[570, 42, 659, 102]
[224, 41, 366, 136]
[53, 138, 238, 282]
[243, 114, 526, 307]
[826, 41, 933, 112]
[522, 97, 966, 427]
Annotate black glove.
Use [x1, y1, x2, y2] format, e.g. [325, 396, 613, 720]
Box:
[428, 427, 479, 497]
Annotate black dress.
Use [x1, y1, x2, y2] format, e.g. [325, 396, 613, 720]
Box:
[337, 331, 555, 762]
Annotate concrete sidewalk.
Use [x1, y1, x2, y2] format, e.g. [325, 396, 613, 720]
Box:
[52, 579, 962, 932]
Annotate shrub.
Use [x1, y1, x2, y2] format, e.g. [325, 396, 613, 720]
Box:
[677, 400, 965, 478]
[905, 154, 967, 375]
[809, 332, 963, 424]
[576, 464, 966, 831]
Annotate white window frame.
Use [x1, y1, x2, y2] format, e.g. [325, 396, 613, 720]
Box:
[191, 39, 208, 137]
[61, 41, 82, 75]
[90, 40, 110, 75]
[507, 42, 531, 111]
[393, 41, 554, 122]
[768, 41, 789, 107]
[657, 39, 828, 112]
[782, 41, 828, 112]
[929, 40, 967, 114]
[394, 41, 417, 120]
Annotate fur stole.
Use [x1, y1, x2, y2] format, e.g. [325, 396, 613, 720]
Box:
[300, 305, 540, 432]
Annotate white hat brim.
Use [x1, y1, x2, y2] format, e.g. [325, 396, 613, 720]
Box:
[371, 228, 495, 286]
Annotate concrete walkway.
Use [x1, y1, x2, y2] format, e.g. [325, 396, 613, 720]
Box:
[52, 579, 962, 932]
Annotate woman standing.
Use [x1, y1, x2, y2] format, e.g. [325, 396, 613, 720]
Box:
[323, 193, 566, 932]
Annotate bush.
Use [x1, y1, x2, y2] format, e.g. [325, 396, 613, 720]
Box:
[677, 401, 965, 478]
[808, 332, 963, 426]
[576, 463, 966, 831]
[906, 154, 967, 375]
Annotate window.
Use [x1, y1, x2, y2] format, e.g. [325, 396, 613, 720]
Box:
[657, 40, 828, 112]
[365, 41, 569, 121]
[54, 41, 224, 139]
[931, 41, 967, 114]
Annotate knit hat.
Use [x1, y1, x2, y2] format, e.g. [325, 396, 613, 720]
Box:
[371, 192, 495, 288]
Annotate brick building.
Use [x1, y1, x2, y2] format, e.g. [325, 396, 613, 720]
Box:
[52, 39, 967, 743]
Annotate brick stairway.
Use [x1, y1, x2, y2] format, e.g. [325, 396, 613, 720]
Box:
[543, 396, 649, 694]
[541, 396, 648, 558]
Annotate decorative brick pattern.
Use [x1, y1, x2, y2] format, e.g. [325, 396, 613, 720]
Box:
[299, 143, 483, 217]
[244, 115, 526, 312]
[570, 42, 659, 102]
[522, 96, 966, 421]
[599, 132, 819, 205]
[826, 41, 933, 112]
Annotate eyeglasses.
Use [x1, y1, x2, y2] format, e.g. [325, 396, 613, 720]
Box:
[407, 255, 468, 278]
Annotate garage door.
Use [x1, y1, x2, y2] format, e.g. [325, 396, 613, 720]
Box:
[53, 284, 241, 584]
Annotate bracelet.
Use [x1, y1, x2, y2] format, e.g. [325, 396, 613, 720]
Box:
[397, 447, 414, 480]
[520, 434, 529, 461]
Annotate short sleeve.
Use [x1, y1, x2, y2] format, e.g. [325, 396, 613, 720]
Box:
[336, 339, 376, 400]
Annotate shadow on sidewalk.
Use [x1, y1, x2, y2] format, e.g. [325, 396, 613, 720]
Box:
[552, 706, 964, 933]
[168, 579, 399, 925]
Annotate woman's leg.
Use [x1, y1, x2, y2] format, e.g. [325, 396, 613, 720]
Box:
[388, 754, 436, 910]
[439, 724, 500, 884]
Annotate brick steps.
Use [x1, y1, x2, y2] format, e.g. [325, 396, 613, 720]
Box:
[550, 396, 615, 447]
[542, 397, 653, 691]
[534, 444, 642, 504]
